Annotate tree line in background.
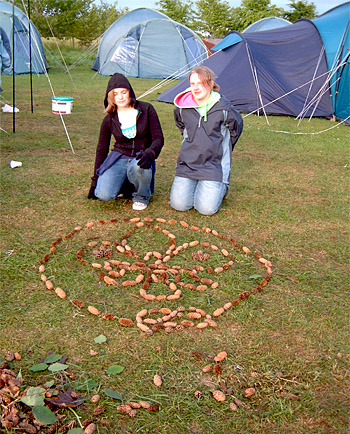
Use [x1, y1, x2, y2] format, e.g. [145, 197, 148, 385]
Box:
[13, 0, 317, 45]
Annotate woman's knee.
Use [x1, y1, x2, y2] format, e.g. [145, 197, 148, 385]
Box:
[95, 190, 115, 202]
[195, 204, 218, 215]
[170, 177, 196, 211]
[170, 188, 193, 212]
[95, 184, 117, 201]
[194, 199, 222, 215]
[194, 182, 226, 215]
[170, 196, 192, 212]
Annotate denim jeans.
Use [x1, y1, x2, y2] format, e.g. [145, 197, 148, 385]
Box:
[95, 157, 152, 204]
[170, 176, 228, 215]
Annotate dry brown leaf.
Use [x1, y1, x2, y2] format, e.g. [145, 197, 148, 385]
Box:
[213, 364, 222, 376]
[101, 313, 116, 321]
[72, 299, 85, 309]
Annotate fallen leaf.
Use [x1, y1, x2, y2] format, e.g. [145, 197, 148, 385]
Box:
[94, 335, 107, 344]
[46, 389, 85, 407]
[107, 365, 124, 375]
[32, 405, 58, 425]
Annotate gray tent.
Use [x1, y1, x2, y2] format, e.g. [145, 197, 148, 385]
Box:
[243, 17, 291, 33]
[0, 1, 47, 75]
[92, 8, 208, 78]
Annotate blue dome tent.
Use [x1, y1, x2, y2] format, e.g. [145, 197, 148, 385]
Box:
[92, 8, 208, 79]
[158, 3, 349, 123]
[312, 4, 350, 122]
[0, 0, 47, 75]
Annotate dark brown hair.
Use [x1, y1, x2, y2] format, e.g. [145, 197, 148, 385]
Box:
[189, 66, 220, 92]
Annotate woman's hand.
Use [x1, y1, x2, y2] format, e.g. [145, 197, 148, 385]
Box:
[88, 186, 98, 200]
[136, 149, 155, 170]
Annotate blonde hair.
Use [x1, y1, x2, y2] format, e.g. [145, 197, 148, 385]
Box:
[104, 89, 134, 114]
[189, 66, 220, 92]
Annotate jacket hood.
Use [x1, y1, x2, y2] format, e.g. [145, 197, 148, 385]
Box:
[174, 88, 221, 122]
[174, 88, 199, 109]
[104, 73, 137, 108]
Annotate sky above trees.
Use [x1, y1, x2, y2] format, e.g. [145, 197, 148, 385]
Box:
[20, 0, 342, 44]
[101, 0, 344, 15]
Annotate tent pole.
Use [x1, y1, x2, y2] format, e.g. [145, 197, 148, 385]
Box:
[12, 0, 15, 133]
[28, 0, 33, 113]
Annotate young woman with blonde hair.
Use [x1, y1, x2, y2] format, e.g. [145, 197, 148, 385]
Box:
[170, 66, 243, 215]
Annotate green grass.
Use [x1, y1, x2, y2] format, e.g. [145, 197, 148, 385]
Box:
[0, 48, 349, 434]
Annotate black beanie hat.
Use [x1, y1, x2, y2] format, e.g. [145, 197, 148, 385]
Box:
[104, 73, 137, 108]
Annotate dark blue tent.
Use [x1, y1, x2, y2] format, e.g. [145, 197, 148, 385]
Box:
[158, 3, 349, 122]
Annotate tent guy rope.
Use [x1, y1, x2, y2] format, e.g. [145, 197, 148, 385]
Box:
[245, 41, 270, 126]
[242, 61, 348, 120]
[273, 116, 349, 135]
[297, 46, 325, 124]
[14, 0, 75, 153]
[137, 49, 212, 101]
[35, 0, 79, 95]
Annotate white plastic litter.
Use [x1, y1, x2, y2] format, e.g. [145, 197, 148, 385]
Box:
[2, 104, 19, 113]
[10, 160, 22, 168]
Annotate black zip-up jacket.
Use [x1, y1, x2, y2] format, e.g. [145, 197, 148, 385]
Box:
[91, 100, 164, 187]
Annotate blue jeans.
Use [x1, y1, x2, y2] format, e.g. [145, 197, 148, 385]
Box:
[95, 158, 152, 204]
[170, 176, 228, 216]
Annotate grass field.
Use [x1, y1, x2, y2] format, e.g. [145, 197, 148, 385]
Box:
[0, 52, 349, 434]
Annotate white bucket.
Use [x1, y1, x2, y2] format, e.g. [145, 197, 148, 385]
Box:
[52, 96, 73, 114]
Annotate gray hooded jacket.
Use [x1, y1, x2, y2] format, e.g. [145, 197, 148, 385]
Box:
[174, 89, 243, 184]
